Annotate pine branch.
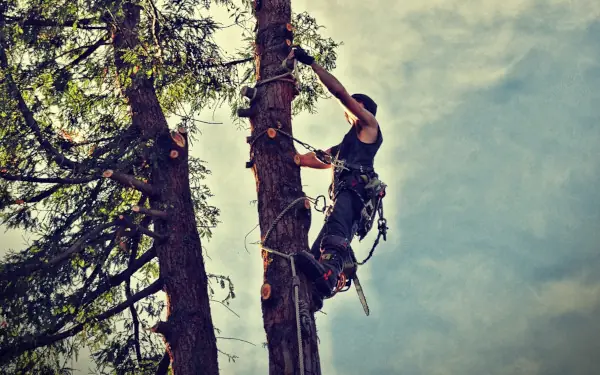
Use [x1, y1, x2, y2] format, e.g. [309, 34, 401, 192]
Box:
[0, 279, 163, 363]
[3, 184, 62, 208]
[0, 43, 79, 170]
[63, 36, 109, 70]
[0, 170, 97, 184]
[0, 222, 116, 281]
[5, 15, 106, 30]
[80, 246, 157, 306]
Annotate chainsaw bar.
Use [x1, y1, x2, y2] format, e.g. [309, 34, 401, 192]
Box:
[351, 273, 370, 316]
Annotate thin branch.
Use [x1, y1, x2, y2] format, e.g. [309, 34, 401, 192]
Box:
[155, 351, 170, 375]
[203, 56, 253, 69]
[216, 336, 256, 346]
[4, 184, 63, 208]
[5, 15, 106, 30]
[80, 246, 157, 306]
[0, 43, 79, 170]
[63, 36, 109, 70]
[210, 299, 240, 318]
[0, 170, 97, 184]
[0, 280, 163, 363]
[103, 170, 157, 197]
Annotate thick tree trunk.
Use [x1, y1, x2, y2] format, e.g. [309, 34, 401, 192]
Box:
[112, 4, 219, 375]
[250, 1, 322, 374]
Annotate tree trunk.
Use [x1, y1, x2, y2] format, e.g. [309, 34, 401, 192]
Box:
[112, 3, 219, 374]
[249, 1, 322, 374]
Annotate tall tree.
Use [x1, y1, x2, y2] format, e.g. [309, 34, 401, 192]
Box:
[242, 0, 339, 374]
[0, 1, 242, 373]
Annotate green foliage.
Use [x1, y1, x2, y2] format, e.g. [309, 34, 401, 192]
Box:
[0, 0, 339, 373]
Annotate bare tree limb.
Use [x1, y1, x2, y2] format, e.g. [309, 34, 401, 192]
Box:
[103, 170, 157, 197]
[0, 170, 97, 184]
[132, 205, 167, 219]
[119, 215, 166, 241]
[0, 279, 163, 363]
[63, 36, 109, 70]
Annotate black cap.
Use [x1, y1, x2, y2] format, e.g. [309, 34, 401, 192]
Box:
[351, 93, 378, 116]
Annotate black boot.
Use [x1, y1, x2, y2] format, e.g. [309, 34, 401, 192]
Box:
[295, 235, 351, 299]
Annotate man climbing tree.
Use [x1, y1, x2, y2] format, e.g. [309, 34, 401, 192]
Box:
[241, 1, 344, 374]
[290, 46, 387, 311]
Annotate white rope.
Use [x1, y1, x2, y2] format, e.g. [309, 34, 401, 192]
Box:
[261, 245, 305, 375]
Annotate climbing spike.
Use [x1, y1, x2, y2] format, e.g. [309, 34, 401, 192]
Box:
[261, 283, 272, 300]
[267, 128, 277, 139]
[169, 150, 179, 159]
[245, 160, 254, 168]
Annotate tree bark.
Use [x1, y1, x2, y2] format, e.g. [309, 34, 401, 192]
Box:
[250, 1, 322, 374]
[111, 3, 218, 374]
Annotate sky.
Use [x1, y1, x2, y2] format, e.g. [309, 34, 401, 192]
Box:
[2, 0, 600, 374]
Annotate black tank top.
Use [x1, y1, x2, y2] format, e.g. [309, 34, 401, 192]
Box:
[330, 125, 383, 170]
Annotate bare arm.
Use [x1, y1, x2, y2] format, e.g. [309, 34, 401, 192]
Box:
[296, 148, 332, 169]
[310, 62, 379, 130]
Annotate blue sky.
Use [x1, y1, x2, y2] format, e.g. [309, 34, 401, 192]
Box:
[2, 0, 600, 374]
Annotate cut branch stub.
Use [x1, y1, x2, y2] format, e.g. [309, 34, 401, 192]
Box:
[267, 128, 277, 139]
[132, 205, 168, 219]
[103, 169, 157, 197]
[170, 130, 186, 148]
[177, 126, 187, 135]
[303, 198, 311, 210]
[237, 107, 256, 118]
[261, 283, 272, 300]
[169, 150, 179, 159]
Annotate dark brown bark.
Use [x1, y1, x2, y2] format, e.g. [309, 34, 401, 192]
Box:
[111, 3, 218, 374]
[250, 1, 322, 374]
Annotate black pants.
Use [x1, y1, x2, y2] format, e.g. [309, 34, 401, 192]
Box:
[310, 188, 364, 259]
